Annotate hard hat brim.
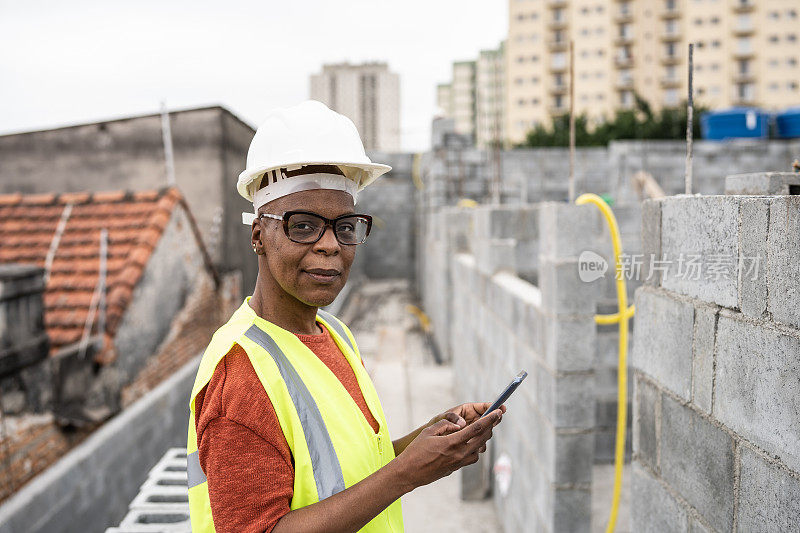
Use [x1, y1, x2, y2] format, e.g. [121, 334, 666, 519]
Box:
[237, 161, 392, 202]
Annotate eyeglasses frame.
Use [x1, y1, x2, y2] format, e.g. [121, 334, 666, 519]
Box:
[259, 210, 373, 245]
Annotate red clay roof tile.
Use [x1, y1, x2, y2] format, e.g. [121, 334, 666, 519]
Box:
[0, 188, 186, 356]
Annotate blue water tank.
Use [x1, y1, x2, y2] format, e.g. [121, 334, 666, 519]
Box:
[700, 108, 769, 140]
[775, 107, 800, 139]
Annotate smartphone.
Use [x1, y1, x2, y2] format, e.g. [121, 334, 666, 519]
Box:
[480, 370, 528, 418]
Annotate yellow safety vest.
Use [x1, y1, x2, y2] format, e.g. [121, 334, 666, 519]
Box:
[186, 298, 404, 532]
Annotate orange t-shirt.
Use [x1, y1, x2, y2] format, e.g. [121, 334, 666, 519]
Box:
[194, 321, 379, 533]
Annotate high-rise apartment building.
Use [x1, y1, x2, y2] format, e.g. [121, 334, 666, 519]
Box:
[435, 42, 507, 148]
[451, 61, 478, 142]
[505, 0, 800, 145]
[476, 43, 506, 148]
[310, 62, 400, 151]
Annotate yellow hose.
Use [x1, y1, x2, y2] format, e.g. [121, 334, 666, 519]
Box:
[575, 193, 633, 533]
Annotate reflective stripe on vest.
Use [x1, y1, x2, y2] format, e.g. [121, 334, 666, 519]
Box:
[243, 323, 347, 500]
[317, 309, 354, 354]
[187, 450, 206, 488]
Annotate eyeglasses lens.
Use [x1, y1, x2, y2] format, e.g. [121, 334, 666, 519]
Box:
[286, 213, 369, 244]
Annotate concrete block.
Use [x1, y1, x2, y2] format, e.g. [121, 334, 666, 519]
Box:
[688, 517, 712, 533]
[538, 202, 603, 259]
[738, 198, 769, 318]
[539, 258, 600, 316]
[553, 488, 591, 533]
[554, 431, 594, 484]
[475, 238, 517, 276]
[714, 315, 800, 472]
[641, 199, 663, 287]
[631, 462, 688, 533]
[660, 196, 739, 308]
[542, 314, 596, 372]
[660, 395, 735, 532]
[536, 366, 595, 429]
[632, 288, 694, 400]
[725, 171, 800, 195]
[737, 446, 800, 532]
[633, 374, 659, 471]
[691, 303, 717, 413]
[767, 196, 800, 328]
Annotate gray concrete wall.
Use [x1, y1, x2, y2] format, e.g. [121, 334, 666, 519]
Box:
[0, 354, 199, 533]
[420, 200, 629, 532]
[631, 193, 800, 532]
[417, 140, 800, 210]
[358, 152, 416, 280]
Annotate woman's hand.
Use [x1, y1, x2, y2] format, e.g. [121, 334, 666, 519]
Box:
[428, 402, 508, 430]
[393, 409, 503, 491]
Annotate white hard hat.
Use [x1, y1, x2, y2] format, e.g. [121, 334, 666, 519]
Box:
[237, 100, 391, 206]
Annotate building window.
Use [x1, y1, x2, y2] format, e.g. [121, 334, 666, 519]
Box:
[664, 88, 678, 105]
[768, 11, 779, 20]
[768, 35, 779, 43]
[789, 82, 799, 91]
[710, 16, 720, 24]
[788, 58, 798, 67]
[712, 40, 721, 48]
[768, 83, 779, 92]
[788, 34, 797, 42]
[620, 91, 633, 106]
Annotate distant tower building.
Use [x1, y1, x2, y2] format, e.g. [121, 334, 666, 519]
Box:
[310, 62, 400, 152]
[450, 61, 477, 143]
[435, 42, 506, 148]
[476, 42, 506, 149]
[436, 83, 453, 118]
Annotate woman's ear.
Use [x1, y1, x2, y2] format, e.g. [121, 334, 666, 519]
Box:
[251, 218, 264, 255]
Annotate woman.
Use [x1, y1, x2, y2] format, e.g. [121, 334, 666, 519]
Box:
[186, 101, 504, 533]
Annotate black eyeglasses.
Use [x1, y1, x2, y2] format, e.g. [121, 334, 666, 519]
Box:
[259, 210, 373, 245]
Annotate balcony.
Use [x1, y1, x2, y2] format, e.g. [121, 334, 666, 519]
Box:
[549, 62, 568, 73]
[660, 8, 680, 19]
[615, 56, 634, 68]
[660, 30, 681, 41]
[660, 54, 681, 65]
[732, 0, 755, 13]
[732, 48, 755, 59]
[614, 12, 633, 23]
[547, 0, 567, 7]
[549, 83, 569, 95]
[733, 72, 756, 83]
[614, 34, 635, 45]
[733, 24, 755, 36]
[548, 104, 569, 116]
[616, 77, 634, 90]
[548, 39, 569, 52]
[660, 76, 681, 88]
[548, 17, 568, 30]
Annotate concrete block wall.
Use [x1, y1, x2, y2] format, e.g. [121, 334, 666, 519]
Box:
[424, 202, 611, 532]
[631, 192, 800, 532]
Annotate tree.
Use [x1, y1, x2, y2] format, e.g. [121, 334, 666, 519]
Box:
[520, 94, 707, 148]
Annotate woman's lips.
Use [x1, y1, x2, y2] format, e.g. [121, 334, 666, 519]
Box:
[304, 269, 341, 283]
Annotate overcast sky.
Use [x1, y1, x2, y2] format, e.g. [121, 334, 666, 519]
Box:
[0, 0, 507, 151]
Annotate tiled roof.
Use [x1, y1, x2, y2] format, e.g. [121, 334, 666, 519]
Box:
[0, 187, 204, 360]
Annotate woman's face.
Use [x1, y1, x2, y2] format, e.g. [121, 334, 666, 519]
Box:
[252, 188, 357, 308]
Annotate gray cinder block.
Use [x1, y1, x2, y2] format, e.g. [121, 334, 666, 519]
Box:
[724, 171, 800, 195]
[641, 199, 663, 287]
[714, 314, 800, 473]
[691, 303, 717, 414]
[660, 396, 735, 532]
[632, 288, 694, 400]
[633, 375, 660, 471]
[660, 196, 740, 308]
[767, 196, 800, 329]
[631, 462, 688, 533]
[737, 446, 800, 532]
[739, 198, 770, 318]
